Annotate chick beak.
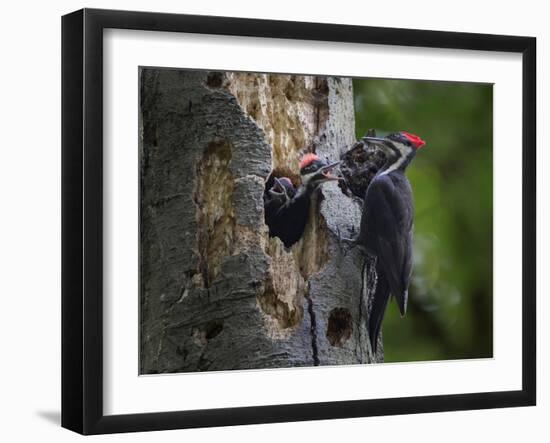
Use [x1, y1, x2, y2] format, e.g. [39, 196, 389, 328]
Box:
[317, 161, 341, 181]
[268, 178, 288, 198]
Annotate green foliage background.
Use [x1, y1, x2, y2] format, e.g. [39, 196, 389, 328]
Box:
[353, 78, 493, 362]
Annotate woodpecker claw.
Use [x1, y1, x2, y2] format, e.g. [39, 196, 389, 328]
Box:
[336, 227, 358, 256]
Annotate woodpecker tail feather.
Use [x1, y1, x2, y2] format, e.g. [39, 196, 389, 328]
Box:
[368, 265, 391, 354]
[395, 290, 408, 317]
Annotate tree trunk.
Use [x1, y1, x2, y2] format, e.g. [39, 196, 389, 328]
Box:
[140, 69, 382, 374]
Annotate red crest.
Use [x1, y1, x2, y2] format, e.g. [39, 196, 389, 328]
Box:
[299, 153, 319, 169]
[401, 132, 426, 149]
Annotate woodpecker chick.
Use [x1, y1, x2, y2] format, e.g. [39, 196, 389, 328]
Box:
[345, 131, 426, 353]
[264, 177, 296, 240]
[264, 154, 340, 248]
[299, 153, 341, 190]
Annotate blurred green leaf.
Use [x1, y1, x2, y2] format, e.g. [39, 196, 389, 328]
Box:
[353, 78, 493, 362]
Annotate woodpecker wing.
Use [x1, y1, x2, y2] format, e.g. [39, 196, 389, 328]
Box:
[364, 173, 413, 315]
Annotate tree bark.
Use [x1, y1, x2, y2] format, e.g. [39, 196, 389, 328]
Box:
[140, 69, 382, 374]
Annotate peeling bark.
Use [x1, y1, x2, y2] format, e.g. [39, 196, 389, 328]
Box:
[140, 69, 382, 374]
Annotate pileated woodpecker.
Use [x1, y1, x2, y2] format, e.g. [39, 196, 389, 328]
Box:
[264, 154, 340, 248]
[344, 131, 425, 352]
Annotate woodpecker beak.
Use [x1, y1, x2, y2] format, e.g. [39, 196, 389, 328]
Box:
[362, 136, 395, 156]
[362, 136, 388, 146]
[316, 161, 341, 181]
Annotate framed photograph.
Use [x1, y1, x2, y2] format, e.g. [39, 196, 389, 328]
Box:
[62, 8, 536, 435]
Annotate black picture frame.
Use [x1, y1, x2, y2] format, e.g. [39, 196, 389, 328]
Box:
[62, 8, 536, 435]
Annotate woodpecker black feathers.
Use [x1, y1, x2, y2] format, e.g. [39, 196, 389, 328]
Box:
[264, 154, 340, 248]
[264, 177, 296, 242]
[343, 131, 425, 353]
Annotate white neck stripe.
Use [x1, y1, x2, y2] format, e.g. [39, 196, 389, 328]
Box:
[380, 155, 407, 176]
[380, 142, 410, 176]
